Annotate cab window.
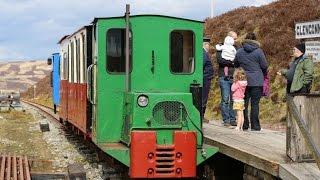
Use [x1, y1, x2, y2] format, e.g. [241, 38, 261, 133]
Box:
[106, 28, 132, 73]
[170, 30, 194, 74]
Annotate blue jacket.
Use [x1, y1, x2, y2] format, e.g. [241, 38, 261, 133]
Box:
[234, 40, 268, 87]
[203, 49, 214, 79]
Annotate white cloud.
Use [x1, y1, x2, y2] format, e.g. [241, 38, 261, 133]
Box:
[0, 46, 26, 60]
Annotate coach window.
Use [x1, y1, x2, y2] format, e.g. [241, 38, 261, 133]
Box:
[68, 45, 71, 82]
[63, 52, 68, 80]
[71, 42, 74, 82]
[76, 38, 81, 83]
[82, 34, 86, 82]
[170, 30, 194, 74]
[106, 28, 132, 73]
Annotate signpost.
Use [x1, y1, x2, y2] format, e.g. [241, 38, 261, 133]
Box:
[305, 41, 320, 62]
[296, 20, 320, 63]
[295, 20, 320, 39]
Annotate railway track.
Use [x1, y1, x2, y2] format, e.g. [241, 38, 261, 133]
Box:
[21, 100, 98, 160]
[21, 100, 129, 179]
[21, 100, 59, 124]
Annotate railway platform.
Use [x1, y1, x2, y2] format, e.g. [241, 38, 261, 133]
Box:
[204, 121, 320, 179]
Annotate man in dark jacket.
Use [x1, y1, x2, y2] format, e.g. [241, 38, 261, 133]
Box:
[278, 43, 313, 94]
[234, 32, 268, 131]
[203, 41, 214, 120]
[216, 31, 238, 126]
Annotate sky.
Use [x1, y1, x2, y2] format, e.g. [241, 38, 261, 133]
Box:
[0, 0, 275, 61]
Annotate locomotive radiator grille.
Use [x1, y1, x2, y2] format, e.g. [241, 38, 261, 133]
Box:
[152, 101, 187, 125]
[155, 145, 175, 174]
[130, 131, 196, 178]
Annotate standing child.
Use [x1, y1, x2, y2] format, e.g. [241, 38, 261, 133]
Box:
[215, 36, 237, 76]
[231, 68, 247, 131]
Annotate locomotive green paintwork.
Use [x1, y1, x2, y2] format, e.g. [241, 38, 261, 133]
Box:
[91, 15, 218, 167]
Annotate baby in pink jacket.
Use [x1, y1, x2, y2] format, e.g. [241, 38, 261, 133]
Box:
[231, 68, 247, 131]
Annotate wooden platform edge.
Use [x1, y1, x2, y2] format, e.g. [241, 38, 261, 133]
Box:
[204, 136, 279, 177]
[279, 163, 320, 180]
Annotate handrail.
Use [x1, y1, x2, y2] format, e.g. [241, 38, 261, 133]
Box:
[87, 63, 96, 105]
[287, 95, 320, 169]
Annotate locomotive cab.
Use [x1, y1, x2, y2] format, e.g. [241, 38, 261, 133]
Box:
[88, 14, 218, 178]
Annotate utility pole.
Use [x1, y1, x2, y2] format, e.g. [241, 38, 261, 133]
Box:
[211, 0, 214, 18]
[33, 85, 36, 99]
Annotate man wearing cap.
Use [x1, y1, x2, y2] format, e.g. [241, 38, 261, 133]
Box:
[203, 39, 214, 121]
[278, 43, 314, 94]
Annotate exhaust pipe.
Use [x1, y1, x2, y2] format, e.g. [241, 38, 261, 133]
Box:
[125, 4, 130, 93]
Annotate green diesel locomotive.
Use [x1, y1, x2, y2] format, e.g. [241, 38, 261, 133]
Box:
[56, 5, 218, 179]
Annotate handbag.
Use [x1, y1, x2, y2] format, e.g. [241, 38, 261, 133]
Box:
[262, 72, 270, 97]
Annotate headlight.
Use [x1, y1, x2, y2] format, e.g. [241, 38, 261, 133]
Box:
[137, 95, 149, 107]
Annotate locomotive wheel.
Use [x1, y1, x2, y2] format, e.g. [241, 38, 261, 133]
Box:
[199, 164, 215, 180]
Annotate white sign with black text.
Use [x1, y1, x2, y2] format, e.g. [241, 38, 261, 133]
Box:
[305, 41, 320, 62]
[295, 20, 320, 39]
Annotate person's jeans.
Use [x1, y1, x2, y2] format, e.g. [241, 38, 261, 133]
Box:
[244, 86, 263, 130]
[219, 77, 235, 123]
[202, 77, 212, 116]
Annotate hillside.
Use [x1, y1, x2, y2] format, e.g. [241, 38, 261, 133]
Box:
[204, 0, 320, 124]
[21, 75, 53, 107]
[0, 61, 51, 92]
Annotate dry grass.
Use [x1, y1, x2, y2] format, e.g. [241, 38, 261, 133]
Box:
[0, 111, 54, 159]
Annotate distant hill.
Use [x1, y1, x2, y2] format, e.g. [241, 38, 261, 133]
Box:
[0, 60, 51, 92]
[204, 0, 320, 123]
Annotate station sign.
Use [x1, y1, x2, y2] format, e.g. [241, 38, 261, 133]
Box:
[295, 20, 320, 39]
[305, 41, 320, 62]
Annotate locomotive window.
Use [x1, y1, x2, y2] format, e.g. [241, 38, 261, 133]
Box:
[106, 29, 132, 73]
[170, 30, 195, 74]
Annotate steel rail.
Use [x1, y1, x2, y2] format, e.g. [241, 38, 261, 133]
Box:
[21, 100, 61, 128]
